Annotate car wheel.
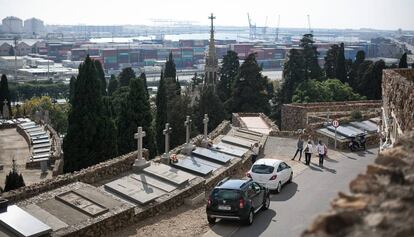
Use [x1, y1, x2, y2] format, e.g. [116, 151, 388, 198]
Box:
[262, 195, 270, 210]
[244, 210, 254, 225]
[288, 173, 293, 183]
[207, 216, 216, 225]
[276, 182, 282, 194]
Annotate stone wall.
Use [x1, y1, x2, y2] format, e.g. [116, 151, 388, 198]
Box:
[16, 124, 31, 146]
[282, 101, 382, 131]
[2, 150, 148, 203]
[302, 131, 414, 237]
[382, 69, 414, 132]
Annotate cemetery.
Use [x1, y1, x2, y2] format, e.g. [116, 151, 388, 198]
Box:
[0, 113, 270, 236]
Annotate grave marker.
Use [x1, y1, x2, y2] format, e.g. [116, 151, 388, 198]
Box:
[133, 126, 150, 171]
[161, 123, 172, 162]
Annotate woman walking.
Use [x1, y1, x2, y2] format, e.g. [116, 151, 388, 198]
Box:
[304, 140, 313, 165]
[316, 140, 325, 167]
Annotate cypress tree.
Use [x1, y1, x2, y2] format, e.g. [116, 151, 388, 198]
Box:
[117, 78, 156, 157]
[227, 53, 270, 114]
[300, 34, 323, 80]
[107, 74, 118, 96]
[194, 85, 225, 134]
[280, 49, 306, 103]
[69, 76, 76, 105]
[169, 95, 192, 148]
[63, 56, 117, 173]
[324, 44, 339, 79]
[164, 52, 176, 80]
[399, 53, 408, 68]
[139, 72, 149, 98]
[217, 50, 239, 102]
[119, 67, 136, 87]
[348, 50, 366, 90]
[155, 71, 167, 153]
[336, 43, 347, 83]
[0, 74, 12, 117]
[94, 60, 107, 95]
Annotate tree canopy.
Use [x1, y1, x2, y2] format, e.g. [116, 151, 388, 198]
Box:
[217, 50, 239, 102]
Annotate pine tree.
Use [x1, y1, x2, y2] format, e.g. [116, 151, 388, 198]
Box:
[227, 53, 270, 114]
[107, 74, 118, 96]
[94, 60, 107, 95]
[324, 44, 339, 79]
[0, 74, 12, 117]
[194, 85, 225, 134]
[336, 43, 347, 83]
[118, 67, 136, 87]
[117, 78, 156, 158]
[217, 50, 239, 102]
[63, 56, 117, 173]
[155, 71, 167, 153]
[300, 34, 323, 80]
[399, 53, 408, 68]
[139, 72, 149, 98]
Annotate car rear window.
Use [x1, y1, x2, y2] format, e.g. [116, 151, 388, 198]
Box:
[212, 189, 241, 200]
[252, 164, 274, 174]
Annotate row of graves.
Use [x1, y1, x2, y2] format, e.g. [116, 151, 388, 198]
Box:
[17, 120, 52, 172]
[0, 115, 268, 236]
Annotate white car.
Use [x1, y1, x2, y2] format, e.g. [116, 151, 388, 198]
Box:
[247, 159, 293, 193]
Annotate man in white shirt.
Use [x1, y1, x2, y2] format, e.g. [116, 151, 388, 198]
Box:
[251, 143, 259, 163]
[316, 140, 325, 167]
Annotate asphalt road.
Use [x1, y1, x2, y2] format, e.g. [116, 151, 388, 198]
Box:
[208, 148, 378, 237]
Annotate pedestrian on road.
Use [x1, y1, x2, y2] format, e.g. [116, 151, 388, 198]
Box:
[292, 136, 304, 161]
[251, 143, 259, 164]
[304, 140, 313, 165]
[316, 140, 325, 167]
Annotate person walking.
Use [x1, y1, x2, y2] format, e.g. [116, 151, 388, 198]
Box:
[251, 143, 259, 164]
[304, 140, 313, 165]
[292, 136, 304, 161]
[316, 140, 325, 167]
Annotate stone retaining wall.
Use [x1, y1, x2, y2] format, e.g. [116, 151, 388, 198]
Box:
[0, 123, 17, 129]
[16, 124, 31, 146]
[302, 131, 414, 237]
[232, 113, 279, 135]
[282, 100, 382, 131]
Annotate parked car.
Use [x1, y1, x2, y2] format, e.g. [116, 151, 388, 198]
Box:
[206, 178, 270, 225]
[247, 159, 293, 193]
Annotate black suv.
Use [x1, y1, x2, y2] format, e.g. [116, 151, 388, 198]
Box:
[206, 178, 270, 225]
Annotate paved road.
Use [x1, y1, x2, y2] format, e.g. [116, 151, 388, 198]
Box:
[206, 148, 378, 237]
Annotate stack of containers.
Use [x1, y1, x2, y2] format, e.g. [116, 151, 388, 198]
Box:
[129, 50, 141, 66]
[157, 48, 170, 60]
[71, 48, 87, 61]
[193, 47, 206, 61]
[230, 44, 254, 59]
[118, 48, 130, 64]
[141, 49, 157, 66]
[215, 45, 229, 59]
[171, 48, 182, 68]
[181, 47, 193, 68]
[102, 48, 118, 70]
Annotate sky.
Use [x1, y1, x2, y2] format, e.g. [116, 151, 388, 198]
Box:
[0, 0, 413, 30]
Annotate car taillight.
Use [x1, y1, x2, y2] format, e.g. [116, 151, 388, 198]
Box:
[269, 175, 277, 180]
[246, 172, 252, 179]
[207, 197, 212, 207]
[239, 198, 245, 209]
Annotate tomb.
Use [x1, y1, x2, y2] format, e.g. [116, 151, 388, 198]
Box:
[221, 135, 255, 148]
[192, 147, 233, 164]
[143, 163, 195, 186]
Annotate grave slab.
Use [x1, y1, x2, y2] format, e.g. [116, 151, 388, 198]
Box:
[236, 128, 263, 137]
[32, 143, 51, 149]
[26, 127, 43, 133]
[104, 176, 165, 205]
[31, 135, 49, 140]
[192, 147, 233, 164]
[33, 148, 50, 154]
[349, 120, 378, 133]
[32, 139, 50, 145]
[32, 153, 50, 160]
[23, 125, 37, 130]
[232, 131, 262, 142]
[22, 204, 68, 231]
[0, 205, 52, 237]
[213, 142, 249, 157]
[29, 132, 47, 137]
[171, 156, 216, 176]
[56, 191, 109, 217]
[130, 173, 177, 192]
[143, 163, 195, 186]
[221, 135, 255, 148]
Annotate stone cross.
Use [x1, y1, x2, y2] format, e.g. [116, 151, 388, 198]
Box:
[134, 126, 146, 160]
[163, 123, 172, 155]
[184, 115, 192, 144]
[203, 114, 209, 140]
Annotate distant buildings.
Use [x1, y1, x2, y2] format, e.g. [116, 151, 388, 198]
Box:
[2, 16, 23, 34]
[24, 18, 45, 35]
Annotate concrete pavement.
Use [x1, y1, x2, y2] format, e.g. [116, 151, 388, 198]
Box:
[203, 141, 378, 237]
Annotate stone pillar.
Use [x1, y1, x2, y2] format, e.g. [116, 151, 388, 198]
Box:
[133, 126, 150, 172]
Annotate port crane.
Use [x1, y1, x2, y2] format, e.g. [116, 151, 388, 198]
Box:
[247, 13, 257, 40]
[275, 14, 280, 42]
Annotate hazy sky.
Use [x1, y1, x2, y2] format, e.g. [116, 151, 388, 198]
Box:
[1, 0, 413, 30]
